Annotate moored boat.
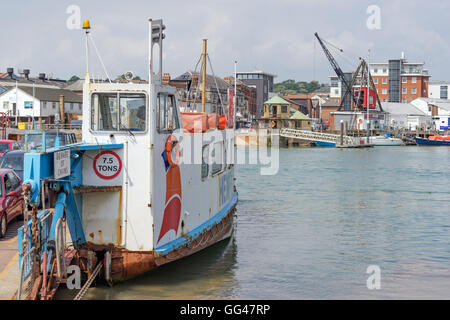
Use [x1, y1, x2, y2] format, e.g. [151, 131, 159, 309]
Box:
[16, 18, 238, 300]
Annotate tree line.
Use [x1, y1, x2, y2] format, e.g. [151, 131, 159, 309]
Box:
[274, 79, 326, 95]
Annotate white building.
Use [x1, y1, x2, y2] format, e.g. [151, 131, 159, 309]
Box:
[381, 102, 431, 131]
[0, 85, 82, 124]
[428, 81, 450, 100]
[411, 97, 450, 130]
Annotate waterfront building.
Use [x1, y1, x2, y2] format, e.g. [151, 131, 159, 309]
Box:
[223, 76, 257, 121]
[0, 85, 82, 126]
[236, 70, 276, 119]
[428, 81, 450, 99]
[411, 97, 450, 130]
[329, 53, 430, 106]
[261, 95, 311, 129]
[381, 102, 431, 131]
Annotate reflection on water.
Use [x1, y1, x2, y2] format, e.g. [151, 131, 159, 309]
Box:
[59, 146, 449, 299]
[57, 236, 238, 300]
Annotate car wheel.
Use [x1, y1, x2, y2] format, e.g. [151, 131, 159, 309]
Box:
[0, 214, 6, 238]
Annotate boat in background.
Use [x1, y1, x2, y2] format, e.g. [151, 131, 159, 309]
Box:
[416, 132, 450, 146]
[370, 133, 403, 146]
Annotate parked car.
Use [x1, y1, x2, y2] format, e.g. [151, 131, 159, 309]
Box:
[0, 150, 24, 181]
[0, 139, 22, 156]
[25, 130, 77, 151]
[0, 169, 24, 238]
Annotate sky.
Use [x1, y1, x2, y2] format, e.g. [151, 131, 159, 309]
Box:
[2, 0, 450, 84]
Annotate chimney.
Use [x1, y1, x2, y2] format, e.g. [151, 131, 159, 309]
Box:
[39, 73, 46, 80]
[59, 95, 65, 125]
[162, 73, 171, 85]
[7, 68, 13, 79]
[23, 69, 30, 80]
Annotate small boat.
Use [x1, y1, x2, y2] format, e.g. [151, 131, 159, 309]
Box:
[314, 141, 335, 147]
[370, 134, 403, 146]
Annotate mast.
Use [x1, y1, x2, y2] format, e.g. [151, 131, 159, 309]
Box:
[234, 60, 237, 128]
[367, 49, 370, 143]
[82, 20, 91, 84]
[202, 39, 207, 113]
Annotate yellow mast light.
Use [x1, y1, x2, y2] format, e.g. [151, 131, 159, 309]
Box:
[83, 20, 91, 30]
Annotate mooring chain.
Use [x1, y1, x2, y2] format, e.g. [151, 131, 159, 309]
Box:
[22, 184, 41, 255]
[73, 261, 103, 300]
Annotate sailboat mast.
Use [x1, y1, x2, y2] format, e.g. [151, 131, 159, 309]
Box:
[202, 39, 207, 113]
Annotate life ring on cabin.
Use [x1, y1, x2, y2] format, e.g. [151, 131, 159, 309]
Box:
[165, 135, 180, 167]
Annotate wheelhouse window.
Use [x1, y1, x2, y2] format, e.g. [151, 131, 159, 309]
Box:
[157, 93, 179, 133]
[211, 142, 223, 175]
[119, 94, 146, 131]
[91, 92, 147, 132]
[91, 93, 118, 131]
[201, 145, 209, 179]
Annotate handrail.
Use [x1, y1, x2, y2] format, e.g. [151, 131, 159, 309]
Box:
[280, 128, 354, 145]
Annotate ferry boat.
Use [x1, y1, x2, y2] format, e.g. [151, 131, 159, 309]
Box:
[16, 19, 237, 300]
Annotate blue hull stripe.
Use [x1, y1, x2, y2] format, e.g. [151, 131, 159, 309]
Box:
[155, 192, 238, 256]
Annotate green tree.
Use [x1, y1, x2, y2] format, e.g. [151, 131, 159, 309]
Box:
[69, 75, 80, 82]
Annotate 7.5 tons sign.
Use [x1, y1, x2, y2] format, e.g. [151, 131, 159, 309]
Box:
[93, 151, 122, 179]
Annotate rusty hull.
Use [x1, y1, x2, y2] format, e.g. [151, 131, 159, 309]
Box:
[79, 206, 236, 283]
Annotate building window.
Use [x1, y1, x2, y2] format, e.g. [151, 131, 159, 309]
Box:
[402, 77, 407, 83]
[412, 77, 417, 83]
[382, 88, 387, 95]
[281, 106, 287, 113]
[382, 99, 386, 102]
[3, 102, 8, 109]
[383, 68, 387, 73]
[402, 88, 407, 94]
[411, 88, 417, 94]
[70, 103, 74, 110]
[402, 98, 407, 103]
[373, 78, 378, 84]
[382, 78, 387, 84]
[374, 68, 378, 73]
[201, 145, 209, 179]
[440, 86, 448, 99]
[52, 102, 57, 109]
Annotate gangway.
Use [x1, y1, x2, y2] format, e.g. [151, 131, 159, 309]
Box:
[280, 128, 354, 145]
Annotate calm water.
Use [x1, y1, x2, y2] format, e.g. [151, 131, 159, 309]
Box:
[80, 146, 449, 299]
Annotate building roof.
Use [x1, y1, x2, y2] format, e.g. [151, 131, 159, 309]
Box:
[322, 100, 340, 107]
[290, 111, 311, 120]
[380, 102, 426, 115]
[172, 71, 231, 91]
[264, 96, 291, 105]
[2, 86, 82, 103]
[236, 70, 277, 78]
[414, 97, 450, 112]
[283, 94, 311, 100]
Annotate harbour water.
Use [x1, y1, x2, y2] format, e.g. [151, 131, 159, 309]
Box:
[68, 146, 449, 299]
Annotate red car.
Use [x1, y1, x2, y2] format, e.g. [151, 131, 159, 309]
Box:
[0, 169, 24, 238]
[0, 140, 21, 157]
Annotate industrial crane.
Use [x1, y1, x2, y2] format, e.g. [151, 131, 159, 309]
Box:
[314, 32, 383, 112]
[314, 32, 357, 111]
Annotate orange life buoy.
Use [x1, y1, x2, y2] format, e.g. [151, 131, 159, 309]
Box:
[165, 135, 180, 167]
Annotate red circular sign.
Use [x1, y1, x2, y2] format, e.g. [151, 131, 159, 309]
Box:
[93, 151, 122, 179]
